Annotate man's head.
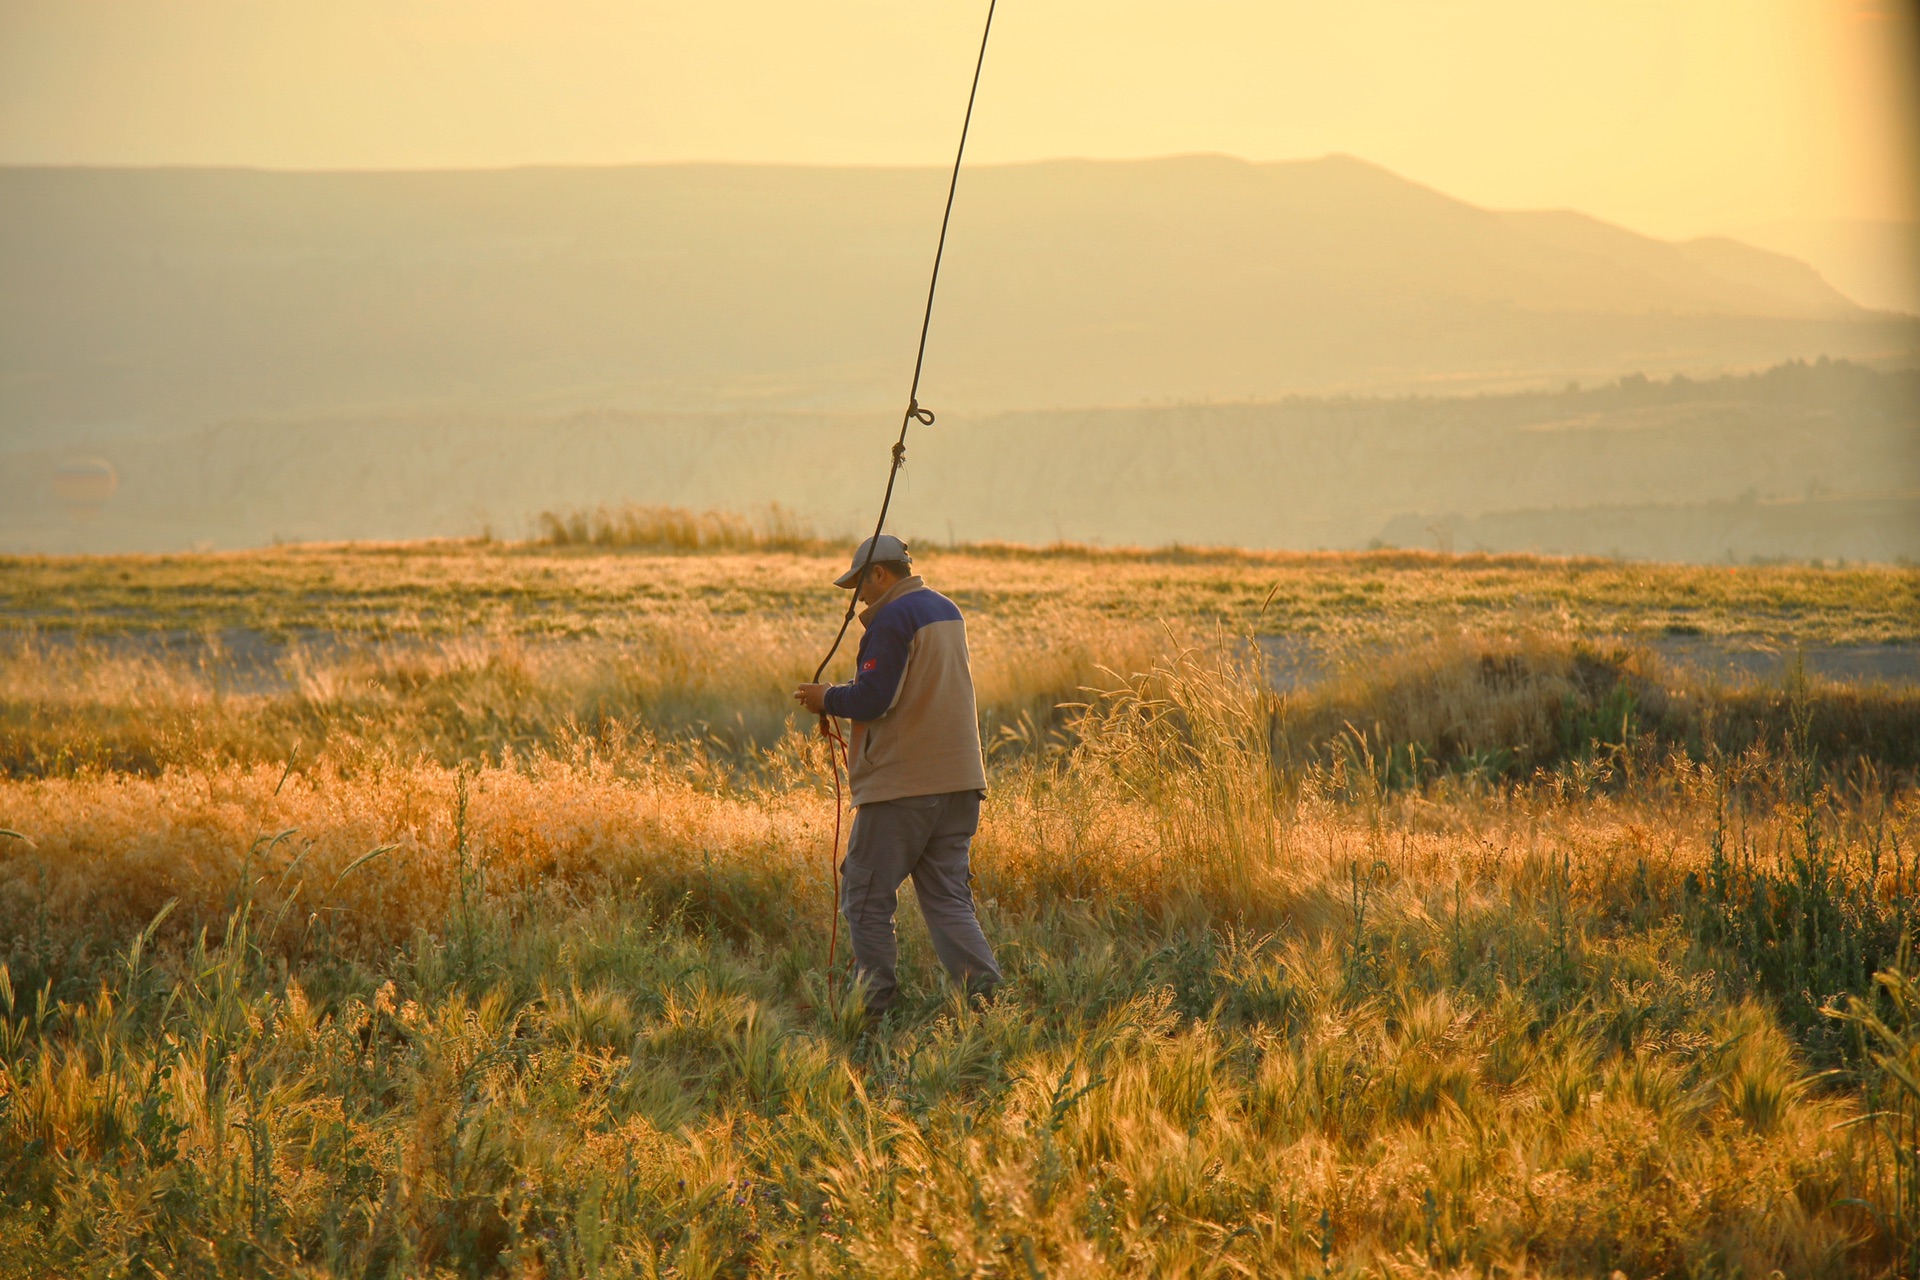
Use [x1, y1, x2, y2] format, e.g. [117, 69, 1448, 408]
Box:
[834, 534, 914, 604]
[855, 560, 909, 604]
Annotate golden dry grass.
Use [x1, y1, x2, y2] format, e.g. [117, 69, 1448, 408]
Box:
[0, 541, 1917, 1276]
[535, 504, 830, 554]
[2, 737, 1915, 1273]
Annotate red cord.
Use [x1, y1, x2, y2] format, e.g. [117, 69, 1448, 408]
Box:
[817, 713, 850, 984]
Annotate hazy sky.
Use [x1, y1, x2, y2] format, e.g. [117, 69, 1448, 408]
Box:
[1, 0, 1913, 238]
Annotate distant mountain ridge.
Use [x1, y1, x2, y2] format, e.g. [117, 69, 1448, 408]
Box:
[1, 155, 1911, 432]
[1495, 209, 1856, 317]
[1730, 217, 1920, 316]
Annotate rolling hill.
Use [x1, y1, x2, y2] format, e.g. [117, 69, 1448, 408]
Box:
[3, 155, 1912, 433]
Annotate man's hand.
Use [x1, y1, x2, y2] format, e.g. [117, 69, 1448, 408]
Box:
[793, 683, 829, 715]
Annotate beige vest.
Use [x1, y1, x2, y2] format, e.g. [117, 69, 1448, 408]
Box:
[846, 579, 988, 806]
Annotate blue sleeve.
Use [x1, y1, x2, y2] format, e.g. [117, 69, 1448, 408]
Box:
[822, 608, 912, 722]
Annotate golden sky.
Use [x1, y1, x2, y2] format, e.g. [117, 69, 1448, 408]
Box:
[1, 0, 1913, 238]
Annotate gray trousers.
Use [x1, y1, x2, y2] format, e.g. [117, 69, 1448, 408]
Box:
[840, 790, 1001, 1013]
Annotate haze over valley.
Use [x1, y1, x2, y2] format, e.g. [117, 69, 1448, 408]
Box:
[4, 157, 1915, 560]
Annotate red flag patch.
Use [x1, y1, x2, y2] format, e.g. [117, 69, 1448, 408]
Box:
[862, 659, 878, 672]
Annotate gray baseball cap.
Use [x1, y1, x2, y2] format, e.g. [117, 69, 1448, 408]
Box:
[834, 534, 913, 588]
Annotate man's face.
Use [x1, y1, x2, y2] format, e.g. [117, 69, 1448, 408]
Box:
[855, 564, 900, 606]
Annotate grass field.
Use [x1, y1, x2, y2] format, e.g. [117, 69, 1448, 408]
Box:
[5, 538, 1916, 645]
[1, 535, 1917, 1277]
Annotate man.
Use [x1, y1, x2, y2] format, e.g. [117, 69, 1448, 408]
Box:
[794, 534, 1001, 1016]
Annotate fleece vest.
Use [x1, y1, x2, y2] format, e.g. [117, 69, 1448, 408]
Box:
[820, 577, 988, 807]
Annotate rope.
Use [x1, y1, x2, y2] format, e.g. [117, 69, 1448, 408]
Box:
[809, 0, 999, 686]
[810, 0, 999, 1002]
[818, 714, 850, 979]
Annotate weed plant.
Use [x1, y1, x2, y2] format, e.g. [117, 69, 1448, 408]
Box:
[1690, 726, 1917, 1065]
[1836, 951, 1920, 1275]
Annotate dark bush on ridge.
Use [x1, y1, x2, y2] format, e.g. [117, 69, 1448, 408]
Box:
[1278, 636, 1920, 786]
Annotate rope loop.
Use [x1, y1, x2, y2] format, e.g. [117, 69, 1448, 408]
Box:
[908, 400, 936, 426]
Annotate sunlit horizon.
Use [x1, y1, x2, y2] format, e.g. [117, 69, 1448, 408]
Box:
[2, 0, 1914, 242]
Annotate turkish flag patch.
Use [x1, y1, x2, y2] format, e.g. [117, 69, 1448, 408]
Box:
[862, 659, 878, 672]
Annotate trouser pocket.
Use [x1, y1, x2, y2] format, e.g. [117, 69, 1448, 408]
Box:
[839, 859, 876, 921]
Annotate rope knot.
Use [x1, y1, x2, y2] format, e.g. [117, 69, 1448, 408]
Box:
[891, 441, 907, 466]
[908, 400, 936, 426]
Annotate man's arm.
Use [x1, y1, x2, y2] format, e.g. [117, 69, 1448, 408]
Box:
[819, 614, 912, 722]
